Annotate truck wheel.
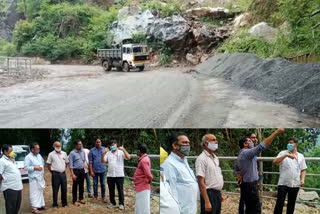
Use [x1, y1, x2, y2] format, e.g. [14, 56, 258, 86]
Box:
[123, 62, 130, 72]
[103, 60, 112, 71]
[137, 66, 144, 71]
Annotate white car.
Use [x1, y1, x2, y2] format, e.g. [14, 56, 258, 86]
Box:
[12, 145, 30, 181]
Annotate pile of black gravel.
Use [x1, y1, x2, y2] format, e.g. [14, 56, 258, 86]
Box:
[195, 53, 320, 116]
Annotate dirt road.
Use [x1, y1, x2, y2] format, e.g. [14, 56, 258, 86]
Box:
[0, 65, 319, 128]
[0, 169, 160, 214]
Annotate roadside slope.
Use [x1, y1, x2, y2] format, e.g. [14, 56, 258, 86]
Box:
[195, 53, 320, 116]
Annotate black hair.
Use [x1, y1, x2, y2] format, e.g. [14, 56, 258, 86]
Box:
[110, 140, 117, 145]
[167, 132, 186, 152]
[74, 139, 82, 146]
[288, 138, 298, 144]
[2, 144, 12, 153]
[245, 132, 256, 138]
[239, 137, 249, 149]
[138, 143, 147, 154]
[29, 142, 39, 150]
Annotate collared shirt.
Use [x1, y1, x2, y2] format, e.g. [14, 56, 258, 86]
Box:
[89, 146, 106, 173]
[104, 149, 125, 177]
[0, 156, 23, 192]
[277, 150, 307, 187]
[195, 150, 224, 190]
[161, 152, 198, 214]
[24, 152, 45, 179]
[237, 142, 267, 183]
[46, 150, 69, 173]
[69, 149, 85, 169]
[134, 154, 153, 193]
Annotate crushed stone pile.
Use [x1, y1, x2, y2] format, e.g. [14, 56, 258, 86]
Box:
[195, 53, 320, 116]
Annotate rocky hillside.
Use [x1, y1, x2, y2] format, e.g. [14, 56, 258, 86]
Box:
[0, 0, 23, 41]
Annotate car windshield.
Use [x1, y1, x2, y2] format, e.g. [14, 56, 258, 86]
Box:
[133, 47, 143, 53]
[15, 152, 27, 161]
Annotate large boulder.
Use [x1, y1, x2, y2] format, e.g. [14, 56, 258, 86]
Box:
[110, 9, 190, 46]
[233, 13, 250, 28]
[186, 7, 233, 18]
[298, 190, 319, 201]
[248, 22, 278, 42]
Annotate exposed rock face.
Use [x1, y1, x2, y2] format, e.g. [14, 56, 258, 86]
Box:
[110, 9, 190, 46]
[249, 22, 278, 42]
[110, 6, 232, 64]
[0, 0, 23, 41]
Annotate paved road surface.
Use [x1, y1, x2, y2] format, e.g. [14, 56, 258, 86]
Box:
[0, 65, 319, 128]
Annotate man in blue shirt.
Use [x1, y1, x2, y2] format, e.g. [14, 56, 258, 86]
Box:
[89, 138, 107, 203]
[236, 128, 284, 214]
[161, 132, 198, 214]
[69, 140, 86, 206]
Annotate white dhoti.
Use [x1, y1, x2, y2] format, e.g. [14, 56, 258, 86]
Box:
[29, 177, 45, 208]
[135, 190, 151, 214]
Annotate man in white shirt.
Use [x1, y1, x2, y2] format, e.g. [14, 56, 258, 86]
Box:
[47, 141, 69, 208]
[161, 132, 198, 214]
[24, 143, 45, 214]
[0, 144, 23, 214]
[196, 134, 225, 214]
[101, 140, 130, 210]
[273, 138, 307, 214]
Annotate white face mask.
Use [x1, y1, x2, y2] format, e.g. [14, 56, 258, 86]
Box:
[208, 142, 218, 151]
[55, 147, 61, 153]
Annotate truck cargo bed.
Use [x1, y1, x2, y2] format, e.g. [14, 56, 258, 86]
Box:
[97, 49, 122, 59]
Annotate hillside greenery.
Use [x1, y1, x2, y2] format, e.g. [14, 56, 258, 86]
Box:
[219, 0, 320, 58]
[0, 0, 319, 62]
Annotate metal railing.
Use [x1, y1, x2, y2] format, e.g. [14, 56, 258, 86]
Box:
[0, 57, 32, 74]
[187, 156, 320, 204]
[123, 154, 160, 197]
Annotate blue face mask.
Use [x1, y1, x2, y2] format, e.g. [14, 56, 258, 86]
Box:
[110, 145, 116, 151]
[287, 144, 294, 151]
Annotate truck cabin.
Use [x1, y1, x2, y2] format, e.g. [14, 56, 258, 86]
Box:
[122, 44, 149, 55]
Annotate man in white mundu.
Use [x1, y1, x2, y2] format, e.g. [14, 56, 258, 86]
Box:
[24, 143, 45, 214]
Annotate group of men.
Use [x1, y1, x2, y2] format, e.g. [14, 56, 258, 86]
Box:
[160, 129, 307, 214]
[0, 139, 153, 214]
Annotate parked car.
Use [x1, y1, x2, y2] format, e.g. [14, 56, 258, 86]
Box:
[12, 145, 30, 181]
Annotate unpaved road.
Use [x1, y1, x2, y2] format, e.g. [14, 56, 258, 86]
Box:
[0, 65, 319, 128]
[0, 169, 160, 214]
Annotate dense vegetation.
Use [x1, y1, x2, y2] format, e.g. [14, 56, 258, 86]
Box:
[219, 0, 320, 59]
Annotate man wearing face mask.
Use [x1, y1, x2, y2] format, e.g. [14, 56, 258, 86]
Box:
[161, 132, 198, 214]
[47, 141, 69, 208]
[234, 132, 257, 214]
[69, 140, 86, 206]
[101, 140, 131, 210]
[24, 142, 45, 214]
[196, 134, 224, 214]
[134, 143, 153, 214]
[273, 138, 307, 214]
[89, 138, 107, 203]
[0, 144, 23, 214]
[236, 129, 284, 214]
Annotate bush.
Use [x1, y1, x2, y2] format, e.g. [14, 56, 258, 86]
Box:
[0, 39, 18, 56]
[13, 2, 120, 61]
